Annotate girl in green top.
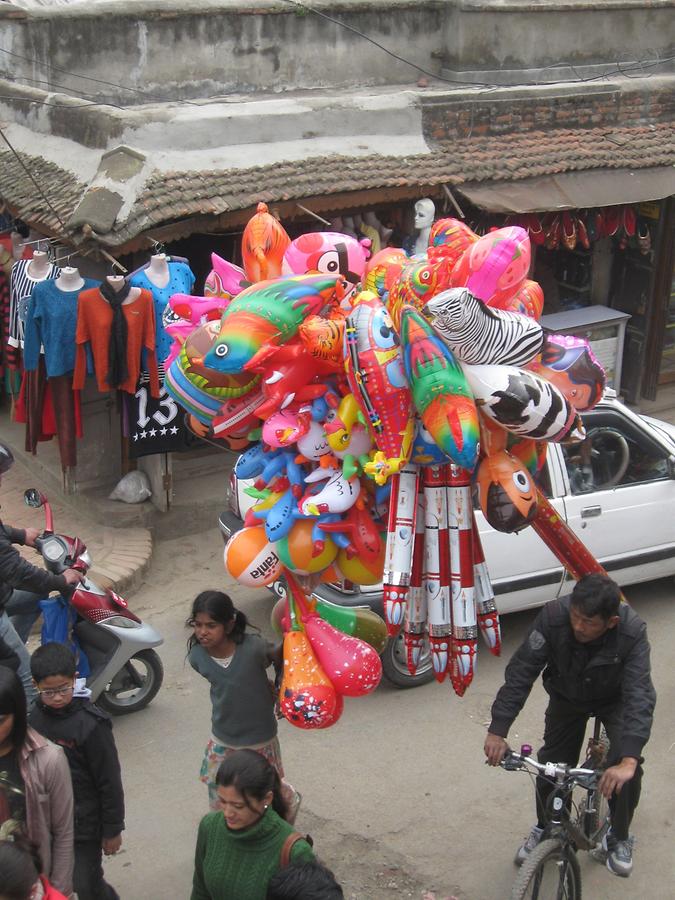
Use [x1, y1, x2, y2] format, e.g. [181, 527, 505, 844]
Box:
[191, 749, 314, 900]
[187, 591, 299, 819]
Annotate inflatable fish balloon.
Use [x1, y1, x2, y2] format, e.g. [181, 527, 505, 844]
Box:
[363, 247, 407, 299]
[399, 304, 479, 471]
[344, 291, 414, 485]
[489, 278, 544, 321]
[475, 450, 538, 533]
[463, 363, 582, 443]
[387, 255, 453, 330]
[203, 274, 345, 374]
[424, 288, 543, 367]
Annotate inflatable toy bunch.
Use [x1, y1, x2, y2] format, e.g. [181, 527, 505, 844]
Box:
[165, 204, 608, 721]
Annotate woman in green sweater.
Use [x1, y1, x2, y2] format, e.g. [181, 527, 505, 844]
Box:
[191, 750, 314, 900]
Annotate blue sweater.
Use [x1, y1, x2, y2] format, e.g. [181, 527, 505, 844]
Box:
[129, 262, 195, 362]
[24, 278, 99, 377]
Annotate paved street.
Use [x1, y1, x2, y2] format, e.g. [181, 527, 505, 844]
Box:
[90, 524, 675, 900]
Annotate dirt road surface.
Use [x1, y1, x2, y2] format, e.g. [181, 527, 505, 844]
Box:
[102, 527, 675, 899]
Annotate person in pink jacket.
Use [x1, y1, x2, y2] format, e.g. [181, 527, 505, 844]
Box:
[0, 667, 74, 897]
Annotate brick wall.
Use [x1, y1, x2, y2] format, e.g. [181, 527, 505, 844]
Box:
[423, 85, 675, 142]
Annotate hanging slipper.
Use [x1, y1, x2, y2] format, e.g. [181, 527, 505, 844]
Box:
[637, 222, 652, 255]
[528, 213, 546, 246]
[545, 214, 561, 250]
[623, 205, 637, 237]
[562, 211, 577, 250]
[586, 209, 599, 243]
[576, 215, 590, 250]
[605, 206, 622, 237]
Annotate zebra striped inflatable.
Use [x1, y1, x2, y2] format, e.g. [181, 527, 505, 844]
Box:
[423, 287, 544, 367]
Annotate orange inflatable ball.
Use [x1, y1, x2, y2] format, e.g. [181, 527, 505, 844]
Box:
[224, 526, 282, 587]
[277, 520, 338, 574]
[335, 538, 385, 585]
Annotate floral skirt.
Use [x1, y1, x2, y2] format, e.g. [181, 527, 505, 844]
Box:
[199, 736, 299, 821]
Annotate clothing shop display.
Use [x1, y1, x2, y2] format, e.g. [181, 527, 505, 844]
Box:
[73, 285, 160, 397]
[8, 257, 60, 351]
[129, 259, 195, 363]
[23, 277, 99, 377]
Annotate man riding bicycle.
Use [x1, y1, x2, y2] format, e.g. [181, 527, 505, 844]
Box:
[483, 574, 655, 878]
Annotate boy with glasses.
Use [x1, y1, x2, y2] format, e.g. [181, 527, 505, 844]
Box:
[28, 642, 125, 900]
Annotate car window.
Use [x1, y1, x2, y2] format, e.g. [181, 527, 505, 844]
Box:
[562, 410, 671, 495]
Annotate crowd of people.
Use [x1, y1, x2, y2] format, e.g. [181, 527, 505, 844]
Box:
[0, 436, 657, 897]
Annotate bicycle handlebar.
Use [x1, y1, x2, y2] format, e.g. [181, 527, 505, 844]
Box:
[501, 750, 598, 785]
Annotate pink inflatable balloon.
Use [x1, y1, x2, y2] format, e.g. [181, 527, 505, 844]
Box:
[282, 232, 371, 290]
[450, 226, 531, 306]
[287, 573, 382, 697]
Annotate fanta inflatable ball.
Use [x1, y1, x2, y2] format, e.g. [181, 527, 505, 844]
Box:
[224, 526, 281, 587]
[277, 521, 338, 574]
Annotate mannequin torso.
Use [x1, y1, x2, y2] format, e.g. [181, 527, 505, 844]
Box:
[145, 254, 171, 289]
[56, 266, 85, 293]
[26, 250, 52, 281]
[413, 198, 436, 255]
[106, 275, 141, 304]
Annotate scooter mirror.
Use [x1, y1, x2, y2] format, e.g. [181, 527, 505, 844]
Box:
[23, 488, 45, 508]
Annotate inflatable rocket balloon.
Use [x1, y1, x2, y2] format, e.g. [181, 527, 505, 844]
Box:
[344, 291, 414, 485]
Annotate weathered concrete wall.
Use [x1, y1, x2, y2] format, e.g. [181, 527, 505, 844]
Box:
[0, 0, 672, 103]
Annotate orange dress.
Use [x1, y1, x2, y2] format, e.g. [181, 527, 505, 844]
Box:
[73, 287, 159, 397]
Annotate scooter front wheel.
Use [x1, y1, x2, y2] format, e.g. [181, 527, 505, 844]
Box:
[96, 649, 164, 715]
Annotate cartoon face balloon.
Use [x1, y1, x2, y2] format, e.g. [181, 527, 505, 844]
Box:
[282, 232, 371, 294]
[528, 333, 605, 412]
[204, 252, 248, 300]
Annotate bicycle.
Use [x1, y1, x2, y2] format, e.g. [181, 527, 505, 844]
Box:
[500, 719, 610, 900]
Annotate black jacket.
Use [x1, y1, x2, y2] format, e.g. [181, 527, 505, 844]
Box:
[29, 697, 125, 841]
[489, 595, 656, 759]
[0, 520, 67, 612]
[0, 634, 19, 670]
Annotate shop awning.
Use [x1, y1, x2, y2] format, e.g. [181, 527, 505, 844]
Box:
[456, 166, 675, 213]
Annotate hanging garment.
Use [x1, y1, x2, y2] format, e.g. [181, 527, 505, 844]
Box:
[73, 287, 160, 397]
[129, 261, 195, 363]
[16, 360, 83, 469]
[8, 259, 60, 350]
[23, 278, 99, 376]
[0, 267, 11, 376]
[123, 373, 193, 458]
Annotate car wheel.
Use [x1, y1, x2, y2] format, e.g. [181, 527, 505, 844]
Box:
[381, 631, 434, 688]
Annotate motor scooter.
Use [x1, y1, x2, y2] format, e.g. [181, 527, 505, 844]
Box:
[20, 487, 164, 714]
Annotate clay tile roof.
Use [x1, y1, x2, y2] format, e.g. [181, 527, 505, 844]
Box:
[1, 120, 673, 249]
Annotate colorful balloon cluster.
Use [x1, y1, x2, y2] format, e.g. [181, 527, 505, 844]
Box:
[165, 206, 609, 722]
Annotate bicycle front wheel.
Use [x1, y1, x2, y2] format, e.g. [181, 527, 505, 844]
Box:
[511, 838, 582, 900]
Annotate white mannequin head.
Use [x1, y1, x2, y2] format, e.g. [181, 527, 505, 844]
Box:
[414, 198, 436, 230]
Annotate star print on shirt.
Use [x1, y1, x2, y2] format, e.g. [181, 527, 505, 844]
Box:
[149, 428, 157, 437]
[160, 427, 168, 436]
[140, 430, 147, 439]
[170, 426, 179, 435]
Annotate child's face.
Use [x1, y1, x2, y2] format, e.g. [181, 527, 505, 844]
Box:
[192, 612, 230, 652]
[35, 674, 76, 709]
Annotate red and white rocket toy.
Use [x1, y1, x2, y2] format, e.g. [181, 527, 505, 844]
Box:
[382, 462, 420, 635]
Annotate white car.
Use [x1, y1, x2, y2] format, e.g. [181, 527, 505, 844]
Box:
[220, 392, 675, 687]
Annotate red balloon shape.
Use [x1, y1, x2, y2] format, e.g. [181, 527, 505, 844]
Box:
[279, 630, 344, 729]
[303, 613, 382, 697]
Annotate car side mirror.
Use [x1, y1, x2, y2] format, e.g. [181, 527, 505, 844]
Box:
[23, 488, 45, 508]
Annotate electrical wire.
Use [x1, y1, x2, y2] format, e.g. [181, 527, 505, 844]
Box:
[0, 126, 68, 233]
